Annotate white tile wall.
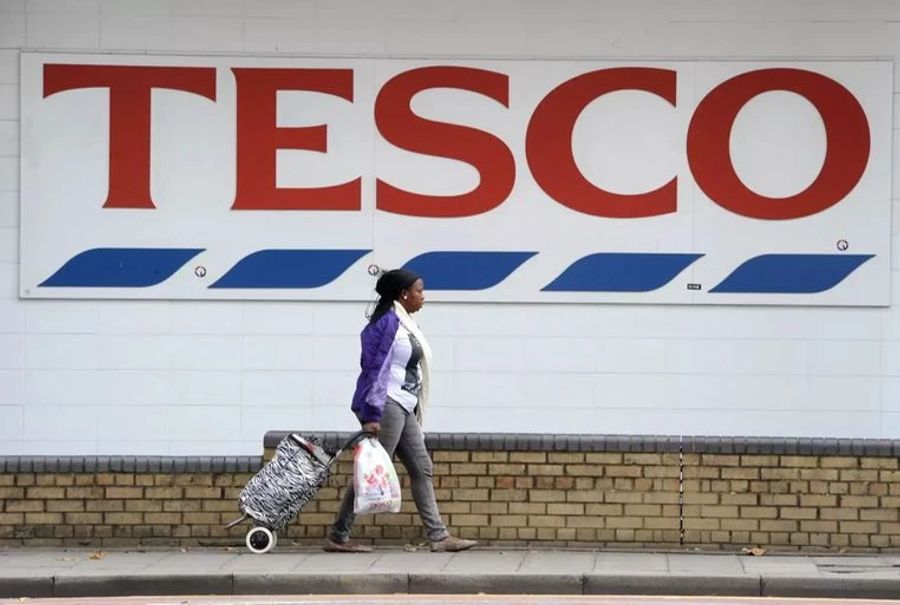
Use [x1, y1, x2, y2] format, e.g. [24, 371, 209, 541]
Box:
[26, 11, 99, 47]
[0, 51, 18, 83]
[169, 335, 243, 370]
[167, 440, 252, 456]
[0, 0, 899, 454]
[454, 337, 525, 372]
[0, 299, 24, 332]
[0, 14, 26, 48]
[97, 0, 169, 16]
[94, 370, 171, 406]
[808, 340, 881, 376]
[168, 302, 243, 334]
[0, 263, 17, 299]
[25, 300, 98, 333]
[96, 441, 168, 455]
[243, 370, 314, 407]
[309, 335, 361, 371]
[26, 369, 98, 404]
[171, 370, 240, 405]
[0, 84, 17, 121]
[311, 304, 366, 335]
[0, 2, 23, 14]
[0, 369, 24, 404]
[26, 0, 98, 13]
[243, 302, 315, 335]
[169, 17, 244, 52]
[98, 15, 172, 50]
[242, 19, 317, 53]
[97, 334, 169, 370]
[172, 0, 242, 18]
[97, 302, 170, 334]
[240, 405, 304, 440]
[242, 335, 314, 370]
[0, 120, 16, 156]
[24, 404, 97, 440]
[97, 405, 166, 440]
[241, 0, 314, 20]
[26, 334, 97, 369]
[167, 405, 239, 440]
[0, 156, 17, 189]
[310, 370, 355, 407]
[525, 337, 595, 373]
[19, 440, 94, 454]
[0, 405, 23, 438]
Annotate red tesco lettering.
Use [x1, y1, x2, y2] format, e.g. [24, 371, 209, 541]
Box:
[42, 64, 871, 220]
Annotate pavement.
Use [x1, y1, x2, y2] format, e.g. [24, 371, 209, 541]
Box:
[2, 547, 900, 600]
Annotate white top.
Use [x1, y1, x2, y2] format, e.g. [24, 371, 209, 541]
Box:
[386, 324, 424, 413]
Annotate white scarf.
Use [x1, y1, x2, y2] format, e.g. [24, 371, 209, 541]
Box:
[393, 300, 432, 424]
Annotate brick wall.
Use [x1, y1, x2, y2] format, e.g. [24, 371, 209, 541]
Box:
[1, 435, 898, 551]
[682, 453, 900, 550]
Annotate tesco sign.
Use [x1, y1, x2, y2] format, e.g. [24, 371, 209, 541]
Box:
[19, 53, 892, 305]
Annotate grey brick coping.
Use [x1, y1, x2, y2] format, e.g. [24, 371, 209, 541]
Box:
[263, 431, 900, 457]
[1, 433, 898, 473]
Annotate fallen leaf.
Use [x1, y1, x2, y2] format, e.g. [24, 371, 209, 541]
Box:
[89, 551, 105, 560]
[741, 547, 767, 556]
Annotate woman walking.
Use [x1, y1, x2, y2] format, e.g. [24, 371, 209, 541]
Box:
[324, 269, 477, 553]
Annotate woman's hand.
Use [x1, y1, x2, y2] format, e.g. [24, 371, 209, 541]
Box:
[362, 422, 381, 437]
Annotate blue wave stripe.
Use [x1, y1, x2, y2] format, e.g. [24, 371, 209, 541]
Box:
[710, 254, 874, 294]
[40, 248, 203, 288]
[543, 253, 703, 292]
[210, 249, 370, 289]
[403, 251, 536, 290]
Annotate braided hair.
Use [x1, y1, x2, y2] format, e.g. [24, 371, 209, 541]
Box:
[368, 269, 420, 324]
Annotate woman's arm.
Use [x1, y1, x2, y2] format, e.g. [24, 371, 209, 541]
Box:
[350, 312, 399, 424]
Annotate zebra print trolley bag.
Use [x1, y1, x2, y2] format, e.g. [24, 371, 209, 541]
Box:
[226, 430, 369, 553]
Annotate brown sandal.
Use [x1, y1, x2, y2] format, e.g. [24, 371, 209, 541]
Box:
[323, 539, 373, 553]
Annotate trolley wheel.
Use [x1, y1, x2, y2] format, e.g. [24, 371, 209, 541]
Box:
[245, 526, 276, 554]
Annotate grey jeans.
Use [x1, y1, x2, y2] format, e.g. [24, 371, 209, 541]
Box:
[329, 400, 449, 543]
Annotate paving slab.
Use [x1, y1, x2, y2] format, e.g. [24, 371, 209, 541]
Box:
[222, 553, 310, 573]
[519, 551, 596, 574]
[369, 551, 453, 573]
[595, 552, 668, 572]
[667, 554, 744, 574]
[438, 550, 527, 573]
[287, 552, 380, 573]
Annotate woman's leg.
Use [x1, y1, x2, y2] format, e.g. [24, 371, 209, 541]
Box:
[327, 403, 406, 544]
[393, 409, 449, 542]
[327, 481, 357, 544]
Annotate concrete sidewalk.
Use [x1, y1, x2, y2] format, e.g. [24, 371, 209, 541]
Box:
[2, 547, 900, 600]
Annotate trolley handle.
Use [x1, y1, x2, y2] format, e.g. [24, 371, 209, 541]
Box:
[332, 429, 376, 459]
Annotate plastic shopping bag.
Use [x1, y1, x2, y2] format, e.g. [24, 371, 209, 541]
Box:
[353, 437, 402, 514]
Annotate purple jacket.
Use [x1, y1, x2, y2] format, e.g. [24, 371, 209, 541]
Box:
[350, 309, 400, 423]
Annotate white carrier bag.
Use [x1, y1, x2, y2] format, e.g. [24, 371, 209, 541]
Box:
[353, 437, 402, 514]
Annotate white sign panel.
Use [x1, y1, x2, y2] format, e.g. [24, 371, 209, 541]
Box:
[19, 53, 893, 305]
